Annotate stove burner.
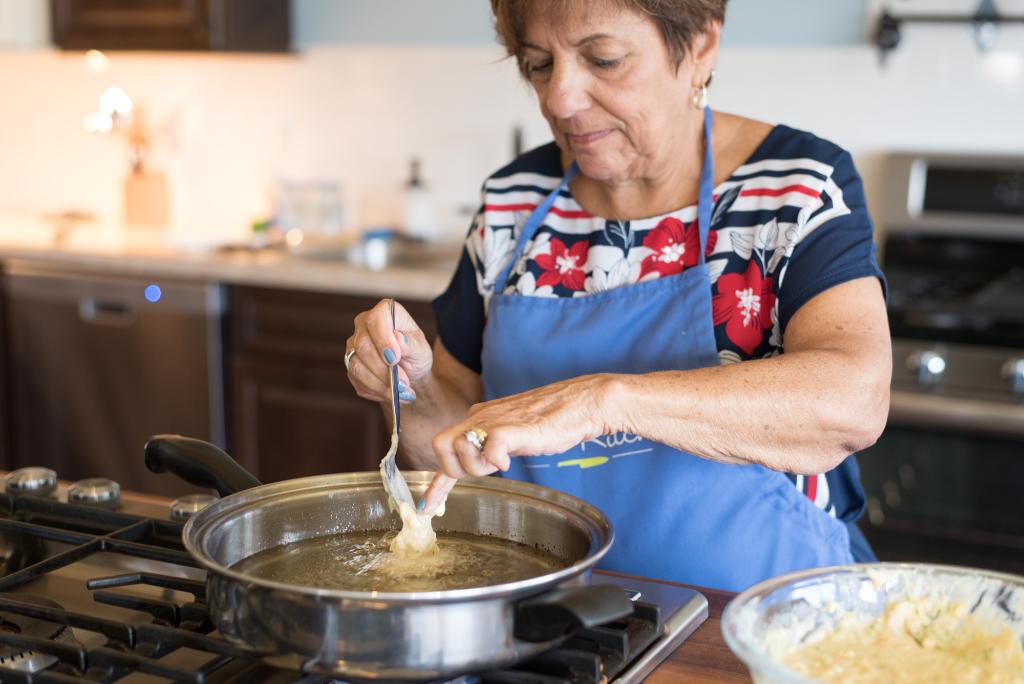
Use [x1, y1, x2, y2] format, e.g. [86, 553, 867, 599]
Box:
[0, 594, 75, 674]
[3, 468, 57, 498]
[0, 488, 706, 682]
[68, 478, 122, 509]
[170, 493, 219, 521]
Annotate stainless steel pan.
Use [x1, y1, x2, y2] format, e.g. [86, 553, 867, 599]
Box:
[145, 436, 632, 680]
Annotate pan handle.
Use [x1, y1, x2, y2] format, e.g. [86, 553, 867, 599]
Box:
[145, 435, 262, 497]
[514, 583, 634, 643]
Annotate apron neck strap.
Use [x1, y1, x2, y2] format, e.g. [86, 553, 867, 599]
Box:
[696, 106, 715, 266]
[492, 109, 715, 292]
[493, 162, 578, 292]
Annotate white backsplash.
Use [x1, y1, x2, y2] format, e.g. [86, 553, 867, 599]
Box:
[0, 25, 1021, 244]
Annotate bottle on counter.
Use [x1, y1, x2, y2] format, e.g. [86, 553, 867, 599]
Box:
[402, 158, 437, 242]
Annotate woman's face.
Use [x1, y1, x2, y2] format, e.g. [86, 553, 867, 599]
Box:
[521, 2, 708, 184]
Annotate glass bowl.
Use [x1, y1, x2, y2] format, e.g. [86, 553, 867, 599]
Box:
[721, 562, 1024, 684]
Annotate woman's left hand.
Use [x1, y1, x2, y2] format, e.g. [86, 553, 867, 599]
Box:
[420, 374, 616, 513]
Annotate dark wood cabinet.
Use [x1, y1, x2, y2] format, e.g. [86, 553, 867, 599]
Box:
[0, 267, 224, 496]
[51, 0, 290, 52]
[229, 287, 436, 483]
[0, 278, 10, 470]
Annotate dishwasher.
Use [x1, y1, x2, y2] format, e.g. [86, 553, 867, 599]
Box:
[3, 261, 227, 495]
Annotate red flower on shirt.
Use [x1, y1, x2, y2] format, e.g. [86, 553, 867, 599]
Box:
[712, 260, 776, 355]
[535, 237, 588, 290]
[639, 217, 717, 279]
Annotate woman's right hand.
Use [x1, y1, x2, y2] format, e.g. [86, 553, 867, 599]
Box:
[345, 299, 433, 403]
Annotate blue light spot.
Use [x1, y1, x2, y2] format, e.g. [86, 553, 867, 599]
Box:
[144, 284, 162, 303]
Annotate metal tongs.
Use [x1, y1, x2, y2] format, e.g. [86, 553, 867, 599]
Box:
[380, 298, 415, 512]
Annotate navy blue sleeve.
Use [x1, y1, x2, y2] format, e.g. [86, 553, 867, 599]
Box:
[431, 242, 485, 374]
[778, 151, 887, 332]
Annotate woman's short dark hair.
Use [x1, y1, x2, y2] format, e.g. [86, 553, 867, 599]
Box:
[491, 0, 728, 76]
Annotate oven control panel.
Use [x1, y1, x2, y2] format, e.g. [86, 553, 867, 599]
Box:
[906, 349, 946, 385]
[893, 339, 1024, 401]
[1001, 358, 1024, 396]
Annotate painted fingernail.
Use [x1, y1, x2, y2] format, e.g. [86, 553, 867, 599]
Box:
[398, 381, 408, 392]
[416, 497, 426, 512]
[399, 390, 417, 402]
[383, 348, 396, 364]
[402, 333, 409, 345]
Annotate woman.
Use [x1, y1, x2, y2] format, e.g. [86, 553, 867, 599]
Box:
[344, 0, 891, 591]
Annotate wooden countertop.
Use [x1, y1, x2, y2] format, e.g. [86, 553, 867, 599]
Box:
[0, 219, 455, 301]
[646, 583, 751, 683]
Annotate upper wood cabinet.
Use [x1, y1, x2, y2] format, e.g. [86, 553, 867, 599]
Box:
[51, 0, 290, 52]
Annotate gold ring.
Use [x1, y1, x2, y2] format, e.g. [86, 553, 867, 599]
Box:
[344, 348, 357, 370]
[463, 427, 488, 451]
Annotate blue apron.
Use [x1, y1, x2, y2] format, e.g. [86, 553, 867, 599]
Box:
[480, 108, 853, 591]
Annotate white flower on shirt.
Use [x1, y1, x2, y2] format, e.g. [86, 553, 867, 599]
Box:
[478, 226, 514, 295]
[718, 349, 742, 365]
[523, 231, 552, 262]
[513, 270, 554, 298]
[584, 246, 642, 294]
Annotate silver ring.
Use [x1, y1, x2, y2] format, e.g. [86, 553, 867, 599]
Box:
[344, 348, 357, 370]
[463, 427, 488, 451]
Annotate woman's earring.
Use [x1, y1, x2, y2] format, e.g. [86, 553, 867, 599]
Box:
[692, 84, 708, 109]
[691, 70, 715, 110]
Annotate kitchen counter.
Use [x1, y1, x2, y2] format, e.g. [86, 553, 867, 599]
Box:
[644, 581, 751, 683]
[0, 217, 456, 301]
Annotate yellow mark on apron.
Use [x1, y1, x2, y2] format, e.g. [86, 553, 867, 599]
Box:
[557, 456, 608, 469]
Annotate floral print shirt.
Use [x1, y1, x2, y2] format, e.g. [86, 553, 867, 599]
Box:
[433, 124, 886, 521]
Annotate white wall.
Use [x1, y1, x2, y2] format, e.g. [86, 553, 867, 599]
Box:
[293, 0, 495, 46]
[291, 0, 871, 47]
[0, 0, 49, 49]
[717, 29, 1024, 226]
[0, 20, 1020, 243]
[0, 46, 538, 241]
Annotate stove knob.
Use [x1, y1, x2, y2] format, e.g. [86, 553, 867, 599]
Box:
[4, 467, 57, 497]
[68, 478, 121, 509]
[907, 350, 946, 385]
[170, 493, 219, 521]
[1001, 358, 1024, 396]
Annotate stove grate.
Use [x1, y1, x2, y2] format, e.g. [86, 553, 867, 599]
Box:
[0, 494, 667, 683]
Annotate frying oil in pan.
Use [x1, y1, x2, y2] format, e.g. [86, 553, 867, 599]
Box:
[232, 530, 566, 592]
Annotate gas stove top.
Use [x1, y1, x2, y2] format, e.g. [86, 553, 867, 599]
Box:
[0, 468, 708, 683]
[885, 239, 1024, 349]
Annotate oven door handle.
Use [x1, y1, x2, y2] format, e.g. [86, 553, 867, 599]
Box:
[889, 390, 1024, 438]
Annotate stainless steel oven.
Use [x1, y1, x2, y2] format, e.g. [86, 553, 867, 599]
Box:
[857, 153, 1024, 574]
